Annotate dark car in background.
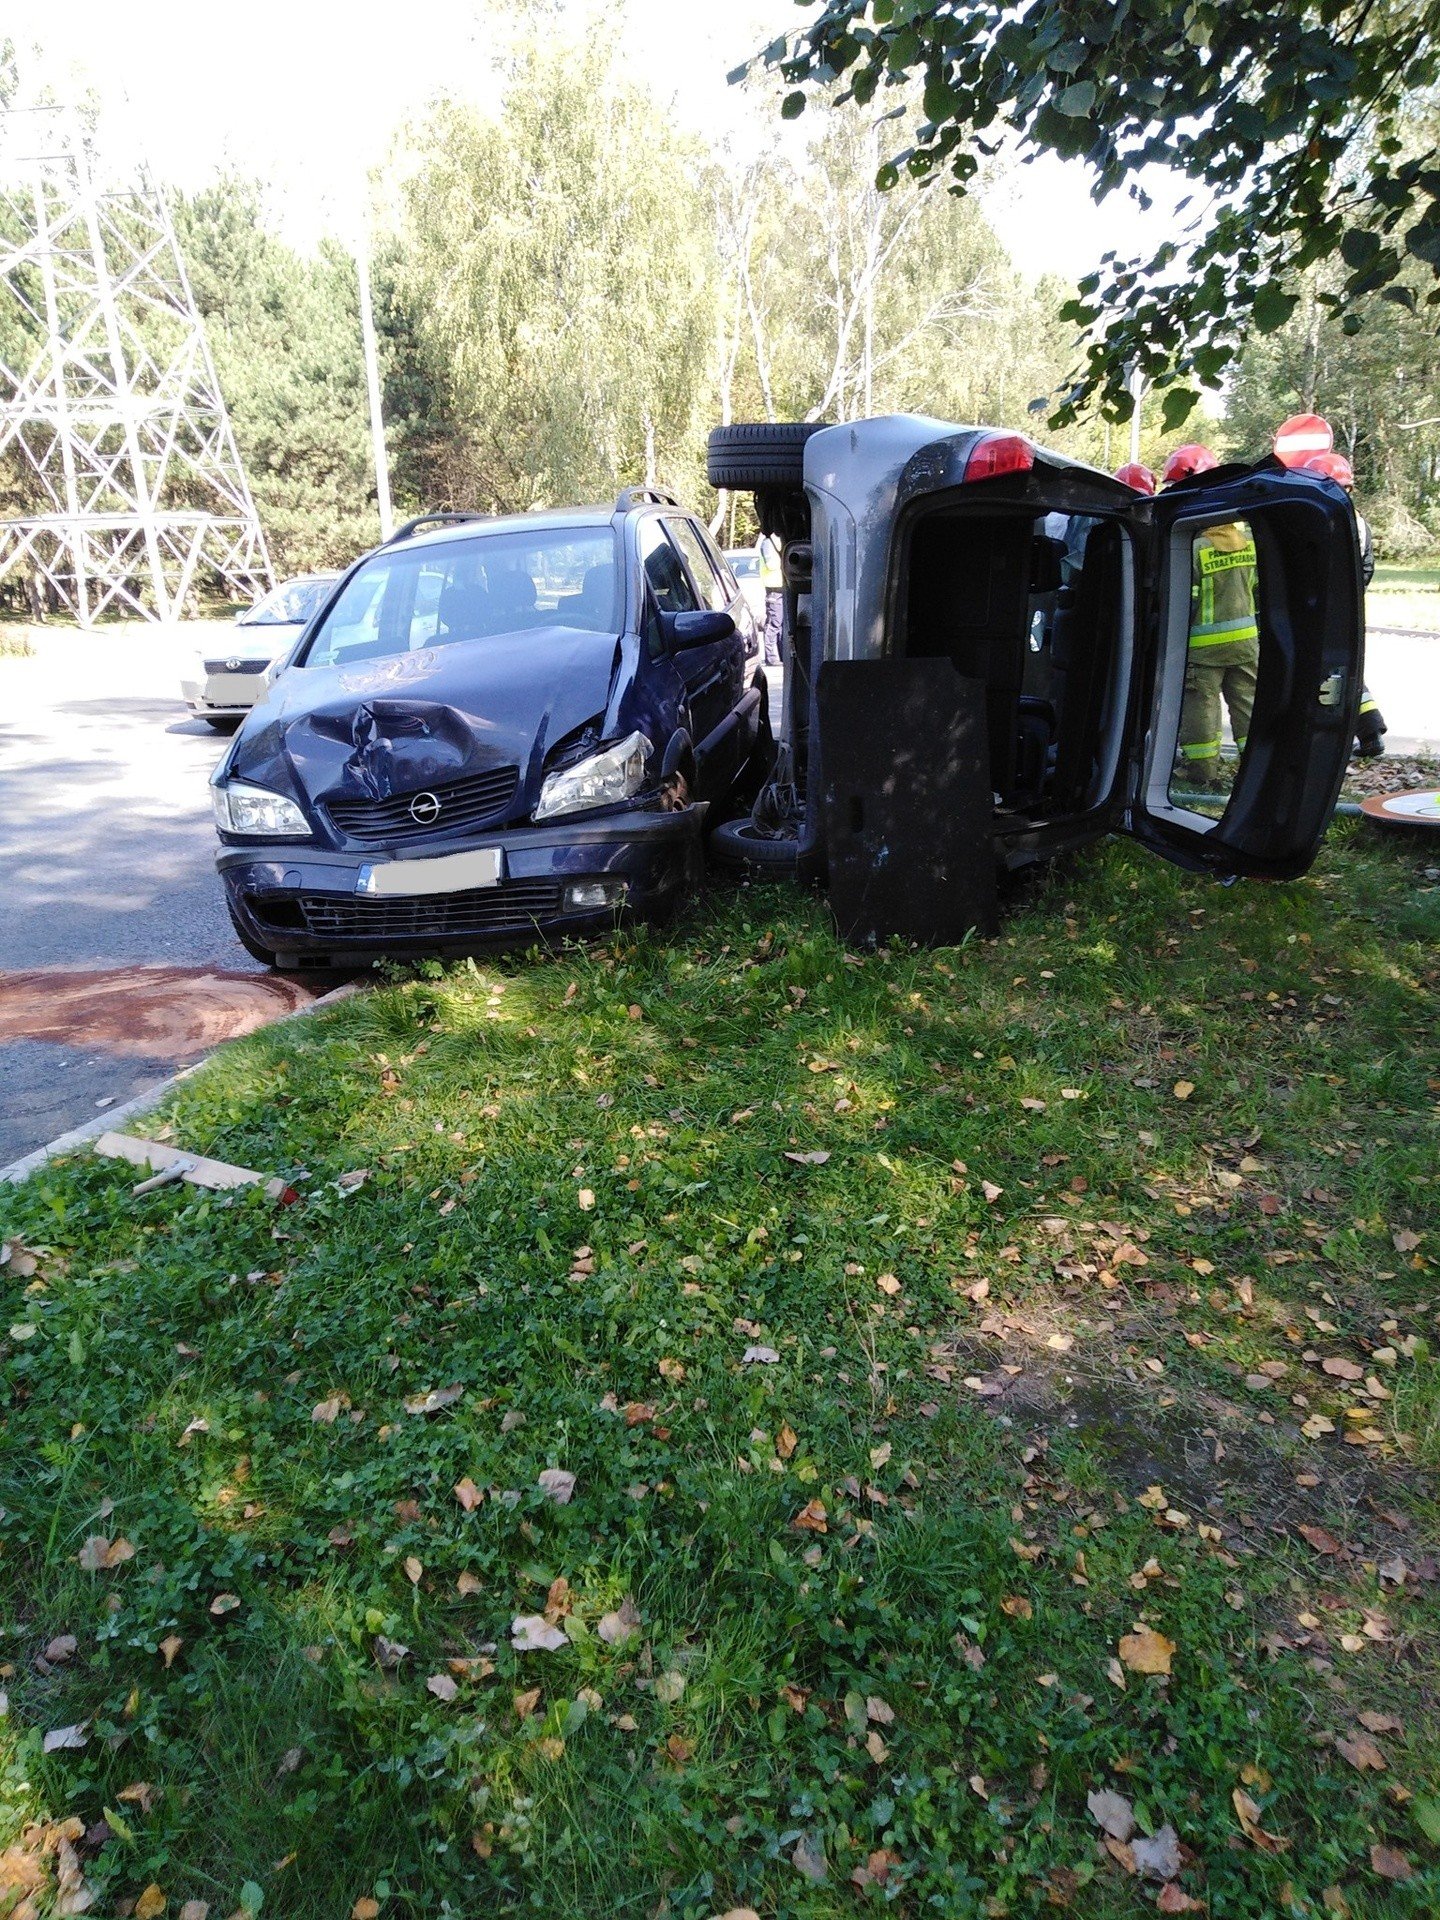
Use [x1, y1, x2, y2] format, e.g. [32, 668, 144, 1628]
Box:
[211, 489, 770, 967]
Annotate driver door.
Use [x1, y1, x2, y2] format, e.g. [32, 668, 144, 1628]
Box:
[638, 517, 737, 795]
[1120, 464, 1363, 880]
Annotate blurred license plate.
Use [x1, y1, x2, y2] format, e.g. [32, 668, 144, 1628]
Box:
[358, 848, 504, 897]
[205, 672, 261, 703]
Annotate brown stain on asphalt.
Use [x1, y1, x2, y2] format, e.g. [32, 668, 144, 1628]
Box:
[0, 967, 316, 1060]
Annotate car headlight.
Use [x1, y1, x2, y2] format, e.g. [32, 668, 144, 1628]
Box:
[212, 780, 310, 837]
[534, 731, 653, 822]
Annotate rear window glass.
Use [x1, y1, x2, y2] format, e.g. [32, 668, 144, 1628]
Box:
[241, 578, 332, 625]
[300, 528, 619, 669]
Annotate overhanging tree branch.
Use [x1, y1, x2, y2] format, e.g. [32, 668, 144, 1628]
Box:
[754, 0, 1440, 426]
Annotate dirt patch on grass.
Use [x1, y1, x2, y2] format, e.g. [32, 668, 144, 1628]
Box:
[931, 1310, 1434, 1563]
[0, 966, 317, 1059]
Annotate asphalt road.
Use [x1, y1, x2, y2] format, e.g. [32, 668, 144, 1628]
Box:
[0, 626, 267, 1164]
[0, 620, 1435, 1169]
[1363, 627, 1440, 753]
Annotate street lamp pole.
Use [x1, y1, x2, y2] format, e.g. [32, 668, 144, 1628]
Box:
[355, 236, 393, 543]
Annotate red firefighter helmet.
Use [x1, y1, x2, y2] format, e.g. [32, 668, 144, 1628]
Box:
[1300, 448, 1354, 489]
[1160, 444, 1219, 485]
[1273, 413, 1334, 467]
[1114, 462, 1157, 495]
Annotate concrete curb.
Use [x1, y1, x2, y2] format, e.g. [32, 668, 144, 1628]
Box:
[0, 978, 364, 1188]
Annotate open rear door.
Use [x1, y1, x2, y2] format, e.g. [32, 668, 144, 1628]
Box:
[1122, 464, 1363, 880]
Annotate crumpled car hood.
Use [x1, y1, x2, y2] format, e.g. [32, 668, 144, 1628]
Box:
[227, 627, 621, 818]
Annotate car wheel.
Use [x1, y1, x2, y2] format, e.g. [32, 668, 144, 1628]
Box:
[206, 715, 241, 733]
[709, 814, 801, 875]
[226, 902, 281, 970]
[707, 422, 825, 491]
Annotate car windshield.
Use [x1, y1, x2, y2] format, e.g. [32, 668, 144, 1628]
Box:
[300, 528, 620, 670]
[727, 552, 759, 577]
[241, 578, 331, 626]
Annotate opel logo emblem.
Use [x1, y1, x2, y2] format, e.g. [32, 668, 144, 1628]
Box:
[409, 791, 442, 825]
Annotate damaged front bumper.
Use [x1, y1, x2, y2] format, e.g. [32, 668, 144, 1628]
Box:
[217, 803, 707, 965]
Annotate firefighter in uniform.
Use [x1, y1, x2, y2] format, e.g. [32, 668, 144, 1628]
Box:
[1299, 449, 1388, 758]
[1162, 444, 1260, 787]
[1114, 461, 1157, 495]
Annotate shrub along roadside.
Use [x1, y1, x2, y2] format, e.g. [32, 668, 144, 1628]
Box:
[1, 827, 1437, 1919]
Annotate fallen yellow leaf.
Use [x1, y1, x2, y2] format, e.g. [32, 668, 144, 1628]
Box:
[1233, 1786, 1290, 1853]
[1117, 1626, 1176, 1675]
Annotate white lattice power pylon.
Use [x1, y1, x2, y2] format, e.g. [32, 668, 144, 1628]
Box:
[0, 104, 273, 625]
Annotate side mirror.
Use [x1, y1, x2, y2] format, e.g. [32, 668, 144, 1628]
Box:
[661, 608, 736, 649]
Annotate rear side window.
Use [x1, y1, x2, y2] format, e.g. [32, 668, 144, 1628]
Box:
[666, 516, 731, 613]
[695, 522, 742, 603]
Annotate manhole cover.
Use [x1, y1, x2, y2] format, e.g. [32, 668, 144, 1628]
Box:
[0, 967, 317, 1059]
[1359, 789, 1440, 832]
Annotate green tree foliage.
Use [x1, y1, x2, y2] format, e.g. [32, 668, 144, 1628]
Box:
[386, 43, 719, 512]
[1227, 267, 1440, 550]
[764, 0, 1440, 429]
[174, 176, 379, 572]
[706, 100, 1113, 472]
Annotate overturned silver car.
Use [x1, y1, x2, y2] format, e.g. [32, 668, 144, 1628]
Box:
[708, 416, 1365, 942]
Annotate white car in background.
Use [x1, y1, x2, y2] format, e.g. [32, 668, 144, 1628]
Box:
[181, 573, 338, 730]
[724, 547, 767, 624]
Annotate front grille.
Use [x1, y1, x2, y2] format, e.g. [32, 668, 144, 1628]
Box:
[323, 766, 520, 844]
[204, 658, 270, 674]
[278, 879, 564, 943]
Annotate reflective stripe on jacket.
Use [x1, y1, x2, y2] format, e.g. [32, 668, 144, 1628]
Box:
[1191, 523, 1259, 648]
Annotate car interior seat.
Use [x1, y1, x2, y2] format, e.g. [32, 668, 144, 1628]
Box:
[1010, 532, 1067, 806]
[566, 563, 617, 631]
[1047, 519, 1125, 811]
[644, 543, 694, 613]
[483, 566, 540, 629]
[438, 574, 492, 643]
[903, 511, 1034, 804]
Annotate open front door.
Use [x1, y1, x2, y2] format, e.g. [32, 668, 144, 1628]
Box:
[1123, 464, 1363, 880]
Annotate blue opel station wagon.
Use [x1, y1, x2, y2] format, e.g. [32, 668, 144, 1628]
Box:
[212, 490, 770, 967]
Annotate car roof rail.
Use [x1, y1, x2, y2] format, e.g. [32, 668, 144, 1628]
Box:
[384, 510, 486, 545]
[614, 485, 680, 512]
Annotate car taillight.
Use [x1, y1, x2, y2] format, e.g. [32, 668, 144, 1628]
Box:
[963, 433, 1035, 481]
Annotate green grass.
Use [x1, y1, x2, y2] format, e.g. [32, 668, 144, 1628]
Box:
[1372, 563, 1440, 593]
[1369, 565, 1440, 630]
[3, 830, 1439, 1918]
